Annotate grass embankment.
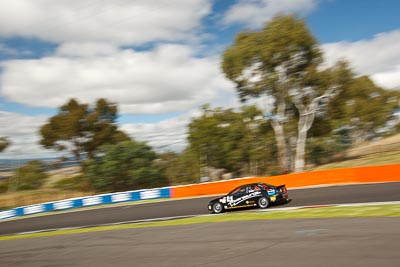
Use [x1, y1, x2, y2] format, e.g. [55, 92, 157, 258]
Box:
[1, 203, 399, 241]
[0, 189, 93, 210]
[0, 166, 94, 210]
[312, 134, 400, 170]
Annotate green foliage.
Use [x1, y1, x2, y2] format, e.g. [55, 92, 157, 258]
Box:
[222, 14, 321, 102]
[221, 14, 400, 172]
[187, 105, 276, 177]
[306, 135, 350, 166]
[54, 175, 91, 191]
[40, 98, 131, 162]
[157, 150, 201, 185]
[84, 141, 168, 192]
[327, 75, 400, 142]
[9, 161, 48, 191]
[221, 14, 328, 173]
[0, 136, 11, 152]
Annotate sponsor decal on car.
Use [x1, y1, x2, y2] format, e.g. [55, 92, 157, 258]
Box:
[226, 191, 262, 207]
[267, 189, 276, 196]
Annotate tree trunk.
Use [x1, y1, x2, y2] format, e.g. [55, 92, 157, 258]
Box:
[270, 120, 290, 174]
[295, 123, 308, 172]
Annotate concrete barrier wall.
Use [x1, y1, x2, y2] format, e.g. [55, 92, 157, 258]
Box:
[170, 164, 400, 198]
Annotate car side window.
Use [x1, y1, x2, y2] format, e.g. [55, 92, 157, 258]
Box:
[232, 186, 246, 197]
[230, 187, 240, 195]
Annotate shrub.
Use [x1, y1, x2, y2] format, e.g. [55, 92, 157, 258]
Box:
[54, 175, 91, 191]
[10, 160, 48, 191]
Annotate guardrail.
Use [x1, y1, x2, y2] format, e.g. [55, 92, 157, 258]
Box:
[0, 188, 170, 221]
[1, 164, 399, 221]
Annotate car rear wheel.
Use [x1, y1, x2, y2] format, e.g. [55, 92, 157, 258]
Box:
[212, 202, 224, 214]
[257, 197, 269, 209]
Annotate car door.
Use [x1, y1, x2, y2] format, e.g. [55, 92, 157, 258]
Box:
[227, 185, 248, 208]
[245, 185, 262, 205]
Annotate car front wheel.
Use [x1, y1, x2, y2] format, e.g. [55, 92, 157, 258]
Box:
[212, 202, 224, 214]
[257, 197, 269, 209]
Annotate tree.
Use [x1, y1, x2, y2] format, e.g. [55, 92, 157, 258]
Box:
[187, 105, 275, 177]
[222, 15, 340, 173]
[84, 141, 168, 192]
[9, 160, 48, 191]
[40, 98, 130, 162]
[327, 74, 400, 143]
[156, 151, 200, 185]
[0, 137, 10, 152]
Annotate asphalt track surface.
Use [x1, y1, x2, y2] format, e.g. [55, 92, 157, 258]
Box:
[1, 182, 400, 236]
[1, 218, 399, 267]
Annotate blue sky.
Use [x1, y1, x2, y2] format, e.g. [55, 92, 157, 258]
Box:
[0, 0, 399, 159]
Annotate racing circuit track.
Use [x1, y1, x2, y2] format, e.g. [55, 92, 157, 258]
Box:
[1, 182, 400, 267]
[1, 182, 400, 235]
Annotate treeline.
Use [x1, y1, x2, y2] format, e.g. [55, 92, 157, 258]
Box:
[1, 15, 399, 193]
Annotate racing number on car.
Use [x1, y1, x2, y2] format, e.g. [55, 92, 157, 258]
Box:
[220, 195, 234, 204]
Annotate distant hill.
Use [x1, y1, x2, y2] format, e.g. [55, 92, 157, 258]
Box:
[0, 158, 79, 172]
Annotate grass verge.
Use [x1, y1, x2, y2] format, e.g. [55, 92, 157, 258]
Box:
[1, 203, 399, 241]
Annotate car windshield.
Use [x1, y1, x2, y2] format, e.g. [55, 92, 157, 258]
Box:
[228, 186, 242, 195]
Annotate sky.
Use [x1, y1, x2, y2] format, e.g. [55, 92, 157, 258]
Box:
[0, 0, 399, 159]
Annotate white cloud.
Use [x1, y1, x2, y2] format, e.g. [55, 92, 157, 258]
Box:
[0, 111, 63, 159]
[372, 66, 400, 90]
[0, 110, 184, 159]
[0, 0, 211, 45]
[0, 109, 197, 159]
[1, 44, 235, 114]
[322, 30, 400, 89]
[56, 42, 119, 57]
[120, 111, 200, 152]
[224, 0, 317, 28]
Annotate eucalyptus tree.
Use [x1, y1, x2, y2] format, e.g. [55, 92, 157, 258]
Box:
[85, 140, 168, 192]
[222, 15, 340, 173]
[327, 73, 400, 143]
[40, 98, 130, 162]
[188, 105, 273, 177]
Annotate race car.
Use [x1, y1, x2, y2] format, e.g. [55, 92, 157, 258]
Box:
[208, 182, 289, 214]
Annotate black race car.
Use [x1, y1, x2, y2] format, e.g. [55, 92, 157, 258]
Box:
[208, 182, 289, 213]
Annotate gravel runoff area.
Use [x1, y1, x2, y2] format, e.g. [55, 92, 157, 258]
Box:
[0, 217, 399, 267]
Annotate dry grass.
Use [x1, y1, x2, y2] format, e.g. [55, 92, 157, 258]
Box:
[0, 189, 94, 210]
[346, 134, 400, 158]
[312, 151, 400, 170]
[312, 134, 400, 171]
[1, 166, 90, 210]
[43, 166, 82, 188]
